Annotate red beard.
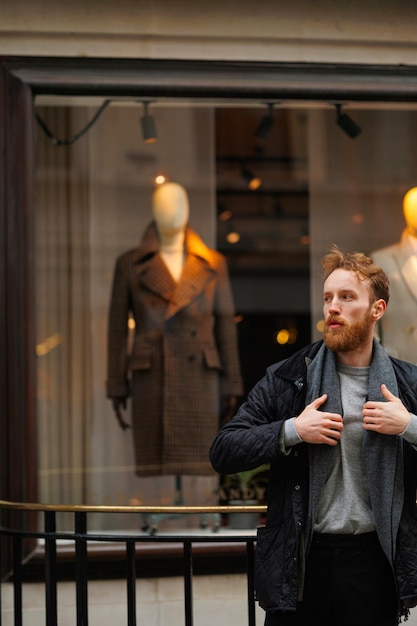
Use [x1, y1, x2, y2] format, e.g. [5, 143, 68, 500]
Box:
[323, 310, 373, 352]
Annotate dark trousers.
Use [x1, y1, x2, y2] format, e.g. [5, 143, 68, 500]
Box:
[265, 532, 398, 626]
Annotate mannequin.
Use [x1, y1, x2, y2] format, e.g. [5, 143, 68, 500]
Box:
[371, 186, 417, 363]
[111, 182, 189, 427]
[106, 182, 243, 477]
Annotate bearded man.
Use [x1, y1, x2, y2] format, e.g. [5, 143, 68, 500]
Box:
[210, 245, 417, 626]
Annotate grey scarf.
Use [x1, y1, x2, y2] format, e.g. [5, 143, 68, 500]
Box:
[304, 339, 404, 562]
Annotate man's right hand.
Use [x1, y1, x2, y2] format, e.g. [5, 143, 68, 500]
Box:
[112, 397, 132, 430]
[294, 394, 343, 445]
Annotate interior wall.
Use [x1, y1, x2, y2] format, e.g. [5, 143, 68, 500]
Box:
[2, 0, 417, 65]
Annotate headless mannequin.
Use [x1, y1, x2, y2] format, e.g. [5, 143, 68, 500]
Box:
[153, 181, 189, 282]
[112, 182, 238, 429]
[371, 186, 417, 363]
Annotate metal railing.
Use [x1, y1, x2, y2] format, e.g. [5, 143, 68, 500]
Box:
[0, 500, 266, 626]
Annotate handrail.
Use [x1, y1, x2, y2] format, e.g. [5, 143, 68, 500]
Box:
[0, 499, 267, 514]
[0, 499, 263, 626]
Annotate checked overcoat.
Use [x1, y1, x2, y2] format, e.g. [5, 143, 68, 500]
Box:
[107, 222, 243, 476]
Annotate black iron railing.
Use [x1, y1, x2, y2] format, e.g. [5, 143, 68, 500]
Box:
[0, 501, 266, 626]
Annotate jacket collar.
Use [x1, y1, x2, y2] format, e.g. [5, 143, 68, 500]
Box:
[132, 222, 218, 319]
[132, 221, 217, 265]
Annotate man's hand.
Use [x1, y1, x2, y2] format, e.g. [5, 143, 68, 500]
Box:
[362, 384, 411, 435]
[294, 394, 343, 446]
[112, 397, 132, 430]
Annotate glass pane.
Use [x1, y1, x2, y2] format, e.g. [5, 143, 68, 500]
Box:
[35, 103, 220, 531]
[35, 99, 417, 532]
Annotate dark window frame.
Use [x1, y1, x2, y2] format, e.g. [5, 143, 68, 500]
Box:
[2, 55, 417, 577]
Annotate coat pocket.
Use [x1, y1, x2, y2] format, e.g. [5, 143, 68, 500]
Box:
[128, 333, 160, 370]
[254, 525, 287, 610]
[129, 347, 152, 370]
[202, 345, 222, 370]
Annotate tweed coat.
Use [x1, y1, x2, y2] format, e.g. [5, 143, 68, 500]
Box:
[372, 230, 417, 365]
[107, 222, 243, 476]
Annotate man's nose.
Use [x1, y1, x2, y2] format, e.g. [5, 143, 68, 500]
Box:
[328, 298, 341, 313]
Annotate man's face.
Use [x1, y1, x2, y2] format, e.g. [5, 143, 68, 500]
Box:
[323, 268, 375, 353]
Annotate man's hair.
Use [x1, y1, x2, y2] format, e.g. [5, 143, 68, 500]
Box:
[322, 244, 390, 304]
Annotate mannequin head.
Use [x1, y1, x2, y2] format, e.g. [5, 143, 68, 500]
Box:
[152, 182, 190, 238]
[403, 186, 417, 236]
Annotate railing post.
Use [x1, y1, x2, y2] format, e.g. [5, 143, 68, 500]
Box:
[183, 540, 193, 626]
[44, 511, 58, 626]
[126, 539, 137, 626]
[247, 540, 256, 626]
[75, 512, 88, 626]
[12, 535, 23, 626]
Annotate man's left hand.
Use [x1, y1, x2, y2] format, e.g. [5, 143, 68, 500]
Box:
[362, 384, 411, 435]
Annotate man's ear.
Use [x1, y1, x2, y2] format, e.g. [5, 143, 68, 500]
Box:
[372, 299, 387, 321]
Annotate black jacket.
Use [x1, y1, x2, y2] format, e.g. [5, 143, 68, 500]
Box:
[209, 341, 417, 615]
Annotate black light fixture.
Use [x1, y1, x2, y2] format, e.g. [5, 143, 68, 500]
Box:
[335, 104, 361, 139]
[141, 101, 157, 143]
[255, 102, 276, 140]
[241, 166, 262, 190]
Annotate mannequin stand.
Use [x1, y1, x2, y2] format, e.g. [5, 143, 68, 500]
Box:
[140, 475, 221, 535]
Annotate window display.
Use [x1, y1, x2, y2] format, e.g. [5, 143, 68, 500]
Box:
[34, 100, 417, 532]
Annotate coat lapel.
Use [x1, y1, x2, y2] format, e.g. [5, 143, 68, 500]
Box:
[132, 222, 177, 302]
[165, 228, 217, 319]
[132, 221, 218, 318]
[166, 254, 215, 319]
[137, 255, 177, 303]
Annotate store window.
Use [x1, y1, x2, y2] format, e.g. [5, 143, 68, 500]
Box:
[33, 97, 416, 532]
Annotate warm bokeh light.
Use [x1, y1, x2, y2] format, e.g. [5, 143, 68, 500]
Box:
[316, 319, 325, 333]
[36, 333, 63, 356]
[276, 329, 290, 345]
[226, 231, 241, 244]
[218, 209, 233, 222]
[155, 175, 166, 185]
[288, 328, 298, 344]
[248, 177, 262, 191]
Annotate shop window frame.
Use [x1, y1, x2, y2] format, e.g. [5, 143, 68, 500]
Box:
[2, 55, 417, 577]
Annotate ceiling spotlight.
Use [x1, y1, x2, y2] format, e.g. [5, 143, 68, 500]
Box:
[255, 102, 276, 140]
[241, 167, 262, 191]
[335, 104, 361, 139]
[141, 101, 157, 143]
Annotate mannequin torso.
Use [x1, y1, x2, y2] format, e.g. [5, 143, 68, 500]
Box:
[371, 187, 417, 364]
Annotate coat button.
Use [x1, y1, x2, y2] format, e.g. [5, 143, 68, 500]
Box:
[294, 485, 300, 491]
